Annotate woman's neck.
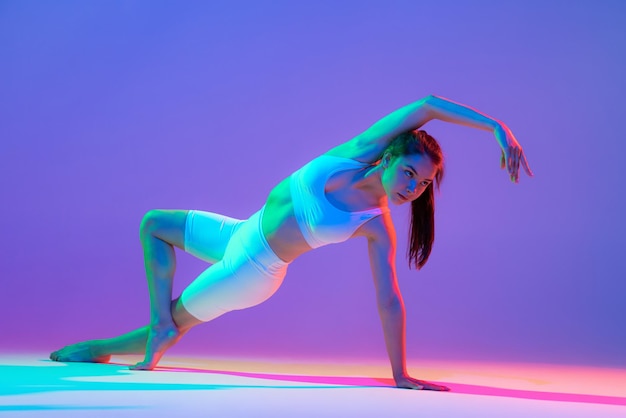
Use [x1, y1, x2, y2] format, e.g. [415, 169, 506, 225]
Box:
[353, 163, 388, 207]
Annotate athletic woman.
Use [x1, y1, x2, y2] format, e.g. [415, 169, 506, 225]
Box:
[50, 95, 533, 390]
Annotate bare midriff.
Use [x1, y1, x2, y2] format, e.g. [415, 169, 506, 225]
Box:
[260, 176, 313, 263]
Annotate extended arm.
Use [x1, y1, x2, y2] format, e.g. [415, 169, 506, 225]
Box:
[425, 95, 533, 182]
[365, 215, 449, 391]
[424, 94, 499, 131]
[345, 95, 533, 182]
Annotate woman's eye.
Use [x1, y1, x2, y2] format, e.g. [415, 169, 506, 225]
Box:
[420, 181, 430, 186]
[404, 170, 413, 177]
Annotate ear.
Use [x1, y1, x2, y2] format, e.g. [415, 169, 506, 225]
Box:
[382, 152, 392, 168]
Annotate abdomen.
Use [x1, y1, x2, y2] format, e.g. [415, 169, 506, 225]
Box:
[261, 176, 313, 262]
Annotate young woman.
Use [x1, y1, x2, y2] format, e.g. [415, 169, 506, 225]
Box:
[50, 95, 532, 391]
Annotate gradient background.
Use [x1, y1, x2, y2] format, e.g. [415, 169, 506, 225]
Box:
[1, 0, 624, 368]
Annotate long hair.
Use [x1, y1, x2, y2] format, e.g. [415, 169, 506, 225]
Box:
[384, 130, 445, 270]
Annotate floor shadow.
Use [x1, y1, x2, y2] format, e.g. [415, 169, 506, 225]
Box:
[1, 360, 624, 407]
[0, 361, 361, 399]
[155, 364, 626, 406]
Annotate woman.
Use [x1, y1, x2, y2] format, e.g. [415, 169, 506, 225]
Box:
[50, 95, 532, 390]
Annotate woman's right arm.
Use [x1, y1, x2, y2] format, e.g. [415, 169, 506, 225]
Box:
[362, 215, 449, 391]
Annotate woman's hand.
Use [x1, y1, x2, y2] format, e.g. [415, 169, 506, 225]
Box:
[394, 374, 450, 391]
[494, 123, 533, 183]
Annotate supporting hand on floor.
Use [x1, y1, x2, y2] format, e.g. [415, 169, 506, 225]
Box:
[394, 374, 450, 391]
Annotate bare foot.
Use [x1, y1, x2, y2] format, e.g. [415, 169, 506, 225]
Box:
[129, 323, 180, 371]
[50, 341, 111, 363]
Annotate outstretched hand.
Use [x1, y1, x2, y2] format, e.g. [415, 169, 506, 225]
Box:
[495, 124, 533, 183]
[394, 374, 450, 391]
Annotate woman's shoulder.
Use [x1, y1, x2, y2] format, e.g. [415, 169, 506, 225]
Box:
[300, 150, 369, 172]
[316, 152, 368, 166]
[322, 139, 382, 164]
[353, 209, 395, 243]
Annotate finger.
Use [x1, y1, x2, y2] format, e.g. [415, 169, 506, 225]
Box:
[129, 362, 154, 371]
[425, 382, 449, 391]
[400, 377, 425, 390]
[506, 150, 512, 174]
[513, 149, 519, 183]
[510, 149, 520, 183]
[521, 152, 534, 177]
[413, 379, 450, 391]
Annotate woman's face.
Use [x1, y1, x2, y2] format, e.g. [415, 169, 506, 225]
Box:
[382, 153, 438, 205]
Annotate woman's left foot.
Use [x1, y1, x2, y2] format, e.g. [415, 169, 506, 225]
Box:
[129, 323, 180, 371]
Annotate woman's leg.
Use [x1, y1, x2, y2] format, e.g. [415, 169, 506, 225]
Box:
[177, 207, 288, 322]
[132, 209, 245, 369]
[51, 209, 193, 366]
[50, 297, 202, 363]
[50, 209, 242, 368]
[130, 209, 190, 369]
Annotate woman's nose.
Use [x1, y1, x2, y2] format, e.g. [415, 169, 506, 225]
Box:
[406, 179, 417, 194]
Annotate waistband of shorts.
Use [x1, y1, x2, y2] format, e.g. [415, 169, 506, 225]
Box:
[250, 205, 290, 268]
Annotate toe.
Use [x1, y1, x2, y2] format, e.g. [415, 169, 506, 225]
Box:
[129, 362, 154, 371]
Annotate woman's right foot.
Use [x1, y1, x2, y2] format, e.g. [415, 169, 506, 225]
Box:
[50, 341, 111, 363]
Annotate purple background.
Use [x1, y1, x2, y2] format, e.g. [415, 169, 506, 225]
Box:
[1, 1, 625, 367]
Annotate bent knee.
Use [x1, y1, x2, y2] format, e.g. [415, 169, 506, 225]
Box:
[140, 210, 162, 239]
[140, 209, 189, 249]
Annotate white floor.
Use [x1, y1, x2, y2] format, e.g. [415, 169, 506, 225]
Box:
[1, 353, 625, 417]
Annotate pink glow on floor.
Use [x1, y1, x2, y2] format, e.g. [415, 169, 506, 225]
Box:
[2, 353, 625, 418]
[150, 362, 626, 406]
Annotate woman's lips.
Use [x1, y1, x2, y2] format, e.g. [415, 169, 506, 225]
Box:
[397, 193, 407, 202]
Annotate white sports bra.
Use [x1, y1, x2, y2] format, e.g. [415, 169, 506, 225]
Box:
[289, 155, 389, 249]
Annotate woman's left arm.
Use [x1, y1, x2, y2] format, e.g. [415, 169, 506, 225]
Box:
[365, 216, 449, 391]
[426, 95, 534, 183]
[337, 95, 532, 182]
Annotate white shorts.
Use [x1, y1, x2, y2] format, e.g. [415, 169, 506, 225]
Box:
[180, 206, 289, 322]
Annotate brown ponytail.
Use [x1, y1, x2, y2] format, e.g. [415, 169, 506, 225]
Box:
[384, 130, 444, 269]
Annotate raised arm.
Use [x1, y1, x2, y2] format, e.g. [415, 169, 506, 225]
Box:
[333, 95, 532, 183]
[363, 215, 449, 391]
[424, 95, 533, 183]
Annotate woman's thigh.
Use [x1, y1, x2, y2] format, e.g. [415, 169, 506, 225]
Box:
[183, 210, 243, 263]
[178, 258, 285, 322]
[179, 209, 288, 322]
